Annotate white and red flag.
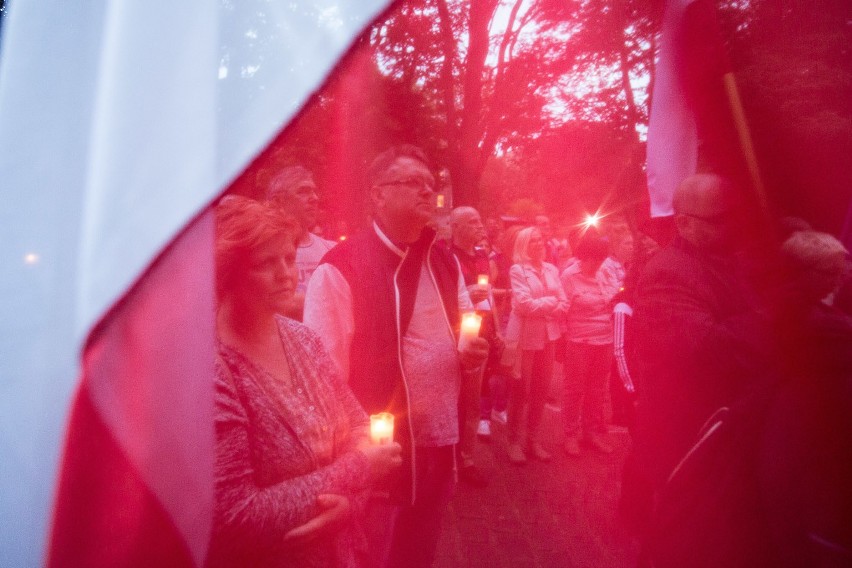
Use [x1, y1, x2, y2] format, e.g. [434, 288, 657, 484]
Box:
[646, 0, 734, 217]
[0, 1, 390, 565]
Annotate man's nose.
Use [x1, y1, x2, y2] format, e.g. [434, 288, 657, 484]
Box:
[277, 259, 294, 279]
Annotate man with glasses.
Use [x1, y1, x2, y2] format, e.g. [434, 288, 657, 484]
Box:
[623, 173, 773, 527]
[304, 145, 489, 567]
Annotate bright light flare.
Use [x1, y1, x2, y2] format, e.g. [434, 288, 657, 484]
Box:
[24, 252, 40, 265]
[583, 212, 602, 228]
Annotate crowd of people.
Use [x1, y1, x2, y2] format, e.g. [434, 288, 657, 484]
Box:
[208, 144, 852, 567]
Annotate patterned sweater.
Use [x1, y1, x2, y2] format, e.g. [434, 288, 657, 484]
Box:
[207, 316, 371, 568]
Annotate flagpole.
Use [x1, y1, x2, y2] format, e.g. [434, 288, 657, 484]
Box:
[722, 72, 769, 214]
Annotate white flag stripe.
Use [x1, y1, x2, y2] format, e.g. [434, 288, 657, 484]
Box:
[78, 0, 218, 343]
[646, 0, 698, 217]
[0, 1, 392, 565]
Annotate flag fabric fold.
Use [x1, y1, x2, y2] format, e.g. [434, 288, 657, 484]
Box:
[646, 0, 732, 217]
[49, 211, 216, 567]
[0, 1, 391, 566]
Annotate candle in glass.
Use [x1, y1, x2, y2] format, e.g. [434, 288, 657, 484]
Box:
[369, 412, 394, 445]
[458, 312, 482, 351]
[436, 194, 445, 208]
[476, 274, 489, 291]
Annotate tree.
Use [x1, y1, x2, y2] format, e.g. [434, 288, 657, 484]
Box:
[223, 0, 849, 237]
[371, 0, 605, 205]
[724, 0, 852, 232]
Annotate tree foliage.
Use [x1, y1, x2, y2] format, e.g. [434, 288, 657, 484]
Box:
[224, 0, 849, 235]
[725, 0, 852, 231]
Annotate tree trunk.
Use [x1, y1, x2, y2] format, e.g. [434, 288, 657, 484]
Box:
[476, 0, 526, 182]
[454, 0, 498, 206]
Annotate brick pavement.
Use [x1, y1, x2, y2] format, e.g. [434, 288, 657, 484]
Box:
[434, 407, 640, 568]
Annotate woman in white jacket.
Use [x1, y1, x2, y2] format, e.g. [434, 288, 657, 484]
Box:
[505, 227, 568, 464]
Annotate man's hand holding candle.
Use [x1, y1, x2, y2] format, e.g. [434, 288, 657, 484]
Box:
[459, 336, 489, 370]
[359, 413, 402, 480]
[358, 441, 403, 481]
[466, 285, 489, 305]
[457, 311, 489, 369]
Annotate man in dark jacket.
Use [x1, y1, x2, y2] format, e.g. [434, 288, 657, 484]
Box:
[629, 173, 772, 493]
[448, 205, 493, 486]
[304, 145, 489, 568]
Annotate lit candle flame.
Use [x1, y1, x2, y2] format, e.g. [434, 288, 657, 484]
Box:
[436, 194, 445, 208]
[477, 274, 489, 288]
[458, 311, 482, 351]
[370, 413, 394, 445]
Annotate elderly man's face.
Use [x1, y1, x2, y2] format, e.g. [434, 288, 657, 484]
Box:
[453, 210, 486, 250]
[677, 187, 733, 252]
[270, 178, 320, 230]
[372, 157, 436, 227]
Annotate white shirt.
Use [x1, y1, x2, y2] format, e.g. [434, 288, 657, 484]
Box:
[295, 232, 336, 294]
[598, 256, 626, 298]
[401, 262, 463, 446]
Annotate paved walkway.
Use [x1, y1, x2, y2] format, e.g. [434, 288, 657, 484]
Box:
[434, 406, 640, 568]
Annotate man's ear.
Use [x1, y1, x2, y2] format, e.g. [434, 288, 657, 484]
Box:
[674, 213, 691, 238]
[370, 185, 384, 209]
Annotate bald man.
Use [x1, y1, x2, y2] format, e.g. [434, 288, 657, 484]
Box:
[448, 206, 491, 487]
[628, 173, 773, 491]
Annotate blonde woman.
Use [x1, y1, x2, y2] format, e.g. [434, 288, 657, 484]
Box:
[504, 227, 568, 464]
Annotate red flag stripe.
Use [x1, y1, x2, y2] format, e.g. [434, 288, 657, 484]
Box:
[48, 211, 215, 567]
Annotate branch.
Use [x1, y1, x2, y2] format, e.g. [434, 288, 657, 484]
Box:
[435, 0, 460, 143]
[478, 0, 526, 172]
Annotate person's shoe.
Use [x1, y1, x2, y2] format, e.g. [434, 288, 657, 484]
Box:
[491, 409, 508, 424]
[527, 442, 552, 462]
[477, 419, 492, 438]
[459, 464, 489, 487]
[563, 438, 581, 457]
[507, 443, 527, 465]
[586, 433, 614, 454]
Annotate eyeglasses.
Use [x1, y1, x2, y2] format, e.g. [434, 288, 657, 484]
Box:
[682, 211, 729, 225]
[375, 176, 436, 192]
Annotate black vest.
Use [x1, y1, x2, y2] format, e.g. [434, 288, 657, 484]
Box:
[321, 226, 461, 502]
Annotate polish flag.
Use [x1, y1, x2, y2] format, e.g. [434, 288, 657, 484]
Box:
[0, 1, 390, 566]
[646, 0, 732, 217]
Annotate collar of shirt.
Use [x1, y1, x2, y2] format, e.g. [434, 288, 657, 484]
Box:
[373, 221, 406, 258]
